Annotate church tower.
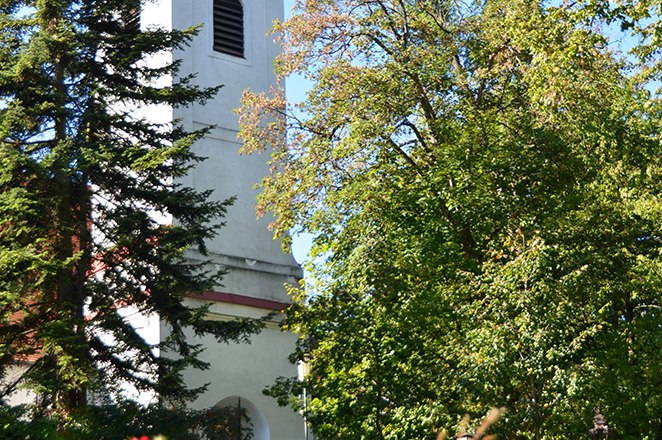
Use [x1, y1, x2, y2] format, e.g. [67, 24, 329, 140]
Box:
[143, 1, 306, 439]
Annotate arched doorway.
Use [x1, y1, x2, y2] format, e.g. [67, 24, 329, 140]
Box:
[215, 395, 270, 440]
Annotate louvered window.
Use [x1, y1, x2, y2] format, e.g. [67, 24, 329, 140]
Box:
[213, 0, 244, 58]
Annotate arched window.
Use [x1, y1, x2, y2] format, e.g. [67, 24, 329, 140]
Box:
[213, 0, 244, 58]
[215, 396, 270, 440]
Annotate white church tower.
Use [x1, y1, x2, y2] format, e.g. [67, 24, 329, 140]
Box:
[142, 1, 307, 439]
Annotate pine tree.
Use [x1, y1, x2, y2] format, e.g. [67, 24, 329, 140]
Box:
[0, 0, 261, 419]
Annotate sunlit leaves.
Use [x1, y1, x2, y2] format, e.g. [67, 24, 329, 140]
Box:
[242, 0, 661, 438]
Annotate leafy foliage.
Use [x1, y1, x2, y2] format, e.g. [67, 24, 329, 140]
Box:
[0, 401, 253, 439]
[240, 0, 661, 438]
[0, 0, 262, 419]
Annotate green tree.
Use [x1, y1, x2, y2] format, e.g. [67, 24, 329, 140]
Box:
[0, 0, 262, 424]
[0, 399, 255, 439]
[240, 0, 661, 438]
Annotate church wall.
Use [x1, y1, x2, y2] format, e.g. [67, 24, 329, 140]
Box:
[169, 0, 293, 269]
[178, 298, 305, 440]
[154, 0, 307, 438]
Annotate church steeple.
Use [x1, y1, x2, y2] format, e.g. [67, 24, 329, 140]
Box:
[148, 0, 306, 438]
[170, 0, 301, 304]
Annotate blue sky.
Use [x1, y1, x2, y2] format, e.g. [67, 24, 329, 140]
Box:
[283, 0, 315, 266]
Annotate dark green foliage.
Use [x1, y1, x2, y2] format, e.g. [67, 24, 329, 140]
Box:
[0, 0, 262, 418]
[0, 401, 254, 439]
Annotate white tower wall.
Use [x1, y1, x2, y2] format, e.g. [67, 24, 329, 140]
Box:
[150, 1, 305, 439]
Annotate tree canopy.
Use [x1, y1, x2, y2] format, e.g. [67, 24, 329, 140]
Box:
[239, 0, 661, 438]
[0, 0, 261, 426]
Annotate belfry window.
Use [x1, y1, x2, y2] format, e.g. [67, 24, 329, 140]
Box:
[213, 0, 244, 58]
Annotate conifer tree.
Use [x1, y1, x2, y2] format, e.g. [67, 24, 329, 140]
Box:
[0, 0, 260, 418]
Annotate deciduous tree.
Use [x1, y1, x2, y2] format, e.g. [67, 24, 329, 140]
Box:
[240, 0, 661, 438]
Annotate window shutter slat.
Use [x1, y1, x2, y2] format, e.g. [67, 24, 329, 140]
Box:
[213, 0, 244, 58]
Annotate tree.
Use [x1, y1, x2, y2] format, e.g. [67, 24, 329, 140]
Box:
[0, 399, 254, 439]
[239, 0, 661, 438]
[0, 0, 262, 424]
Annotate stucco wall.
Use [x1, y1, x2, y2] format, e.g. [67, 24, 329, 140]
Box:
[158, 1, 307, 438]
